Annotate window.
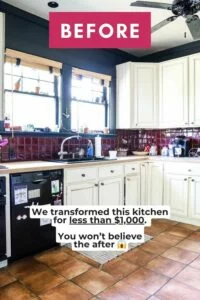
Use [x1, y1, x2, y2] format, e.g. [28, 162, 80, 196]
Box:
[71, 68, 111, 132]
[4, 49, 62, 130]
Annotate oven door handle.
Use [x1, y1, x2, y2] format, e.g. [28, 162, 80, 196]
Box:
[32, 179, 47, 185]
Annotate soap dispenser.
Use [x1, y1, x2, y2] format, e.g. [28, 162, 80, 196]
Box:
[87, 140, 94, 158]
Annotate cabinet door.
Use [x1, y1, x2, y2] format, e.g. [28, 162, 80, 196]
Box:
[159, 57, 188, 128]
[140, 163, 148, 205]
[189, 54, 200, 126]
[125, 175, 140, 205]
[189, 177, 200, 220]
[99, 177, 124, 205]
[67, 181, 98, 205]
[134, 63, 158, 128]
[116, 62, 133, 128]
[147, 163, 163, 205]
[164, 174, 188, 217]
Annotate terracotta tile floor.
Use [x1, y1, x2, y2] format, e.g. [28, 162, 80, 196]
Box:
[0, 219, 200, 299]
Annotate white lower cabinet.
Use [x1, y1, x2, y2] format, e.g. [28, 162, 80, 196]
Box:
[189, 176, 200, 220]
[64, 165, 124, 206]
[140, 162, 164, 206]
[99, 177, 124, 205]
[164, 165, 200, 224]
[164, 174, 188, 217]
[67, 181, 98, 205]
[147, 163, 163, 205]
[125, 174, 140, 205]
[140, 162, 148, 205]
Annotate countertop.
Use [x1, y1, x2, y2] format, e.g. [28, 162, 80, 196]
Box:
[1, 155, 200, 174]
[0, 156, 148, 174]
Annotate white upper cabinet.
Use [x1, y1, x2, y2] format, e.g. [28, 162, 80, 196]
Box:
[133, 63, 158, 128]
[189, 53, 200, 127]
[116, 62, 158, 129]
[0, 13, 5, 119]
[116, 62, 133, 128]
[159, 57, 189, 128]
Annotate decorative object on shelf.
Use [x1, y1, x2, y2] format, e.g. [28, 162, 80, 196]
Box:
[84, 126, 89, 134]
[35, 86, 40, 94]
[14, 78, 21, 91]
[104, 127, 109, 134]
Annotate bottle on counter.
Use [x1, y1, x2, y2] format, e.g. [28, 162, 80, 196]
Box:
[87, 139, 94, 158]
[161, 146, 169, 156]
[4, 116, 10, 131]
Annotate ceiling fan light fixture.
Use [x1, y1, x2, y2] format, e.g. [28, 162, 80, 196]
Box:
[48, 1, 59, 8]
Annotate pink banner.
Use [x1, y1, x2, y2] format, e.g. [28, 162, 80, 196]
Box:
[49, 12, 151, 49]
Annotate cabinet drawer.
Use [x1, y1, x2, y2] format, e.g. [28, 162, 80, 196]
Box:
[99, 164, 123, 178]
[125, 163, 140, 175]
[164, 163, 200, 175]
[66, 167, 98, 183]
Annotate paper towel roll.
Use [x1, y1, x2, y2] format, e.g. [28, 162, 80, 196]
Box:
[95, 136, 102, 157]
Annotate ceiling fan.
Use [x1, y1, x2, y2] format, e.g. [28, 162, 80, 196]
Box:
[130, 0, 200, 39]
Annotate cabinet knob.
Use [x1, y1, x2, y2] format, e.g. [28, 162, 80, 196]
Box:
[94, 183, 98, 187]
[185, 122, 188, 125]
[191, 179, 195, 182]
[136, 123, 138, 126]
[110, 170, 115, 173]
[191, 122, 194, 124]
[101, 182, 104, 186]
[188, 169, 192, 172]
[184, 178, 187, 181]
[127, 178, 131, 181]
[81, 174, 86, 177]
[132, 168, 135, 170]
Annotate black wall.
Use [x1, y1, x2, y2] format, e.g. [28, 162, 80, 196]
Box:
[0, 2, 137, 129]
[2, 1, 200, 129]
[141, 40, 200, 62]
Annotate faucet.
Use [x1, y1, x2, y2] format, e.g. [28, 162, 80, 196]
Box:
[58, 135, 80, 160]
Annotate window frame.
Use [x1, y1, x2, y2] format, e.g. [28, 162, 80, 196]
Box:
[70, 69, 111, 131]
[4, 62, 60, 127]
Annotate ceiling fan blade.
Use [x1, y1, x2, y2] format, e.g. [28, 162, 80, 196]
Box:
[152, 16, 178, 33]
[186, 15, 200, 40]
[130, 1, 172, 10]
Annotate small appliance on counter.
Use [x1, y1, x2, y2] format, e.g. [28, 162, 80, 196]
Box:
[170, 136, 190, 157]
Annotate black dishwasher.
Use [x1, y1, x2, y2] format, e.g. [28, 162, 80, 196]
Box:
[10, 169, 63, 260]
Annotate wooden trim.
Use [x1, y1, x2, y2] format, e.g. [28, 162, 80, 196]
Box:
[5, 48, 62, 72]
[72, 67, 111, 82]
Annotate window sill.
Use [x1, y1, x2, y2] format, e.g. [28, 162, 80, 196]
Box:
[0, 130, 116, 138]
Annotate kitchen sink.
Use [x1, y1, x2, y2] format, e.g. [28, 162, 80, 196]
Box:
[48, 157, 116, 164]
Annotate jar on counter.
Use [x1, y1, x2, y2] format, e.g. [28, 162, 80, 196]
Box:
[4, 117, 10, 131]
[161, 146, 169, 156]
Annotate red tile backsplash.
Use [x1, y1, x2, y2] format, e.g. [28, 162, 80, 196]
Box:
[117, 128, 200, 154]
[1, 128, 200, 162]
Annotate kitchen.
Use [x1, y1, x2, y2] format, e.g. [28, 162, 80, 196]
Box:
[0, 0, 200, 299]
